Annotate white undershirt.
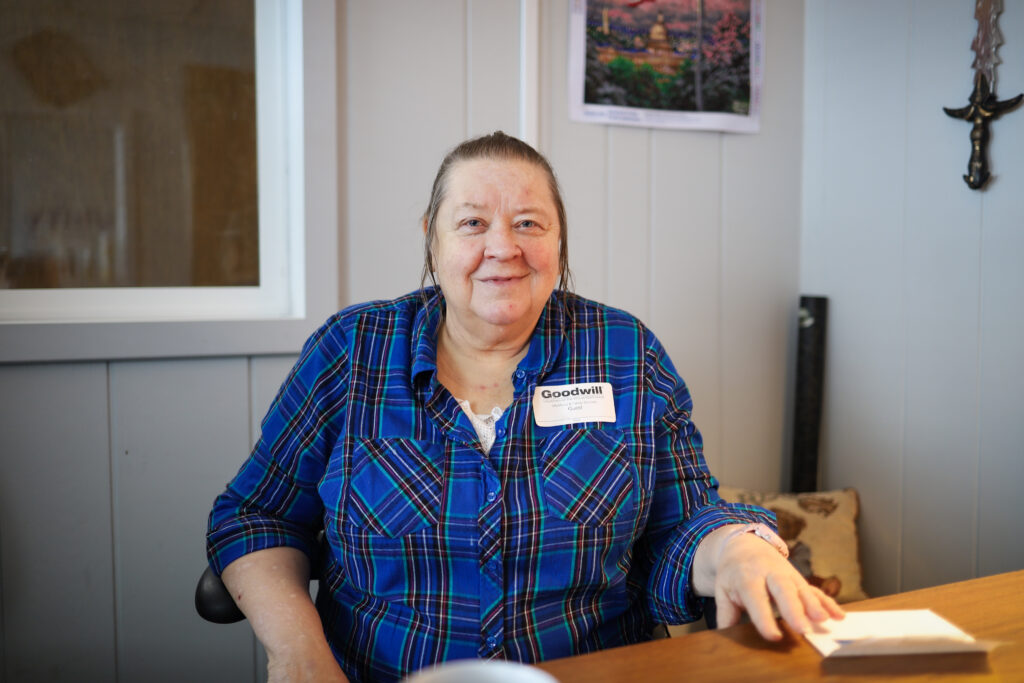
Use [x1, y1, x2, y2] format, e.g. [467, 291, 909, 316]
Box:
[456, 399, 504, 455]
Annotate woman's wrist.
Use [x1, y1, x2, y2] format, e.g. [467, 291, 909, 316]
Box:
[714, 523, 789, 565]
[693, 522, 789, 596]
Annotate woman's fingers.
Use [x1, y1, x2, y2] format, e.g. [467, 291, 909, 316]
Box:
[716, 575, 783, 640]
[798, 583, 845, 622]
[712, 535, 846, 641]
[714, 584, 744, 630]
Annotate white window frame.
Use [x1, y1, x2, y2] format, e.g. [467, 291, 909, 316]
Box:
[0, 0, 338, 362]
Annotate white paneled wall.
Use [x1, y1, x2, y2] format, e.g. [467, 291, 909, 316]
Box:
[803, 0, 1024, 597]
[0, 364, 115, 681]
[0, 356, 297, 681]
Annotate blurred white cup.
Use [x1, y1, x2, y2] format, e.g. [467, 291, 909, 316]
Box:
[403, 659, 559, 683]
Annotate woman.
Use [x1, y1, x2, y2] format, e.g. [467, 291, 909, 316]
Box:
[207, 132, 842, 682]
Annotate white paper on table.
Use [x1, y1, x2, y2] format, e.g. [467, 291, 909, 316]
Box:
[804, 609, 999, 657]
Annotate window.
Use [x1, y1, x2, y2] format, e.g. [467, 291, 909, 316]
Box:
[0, 0, 338, 361]
[0, 0, 309, 323]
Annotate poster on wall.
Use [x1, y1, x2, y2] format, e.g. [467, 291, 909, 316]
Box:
[568, 0, 764, 133]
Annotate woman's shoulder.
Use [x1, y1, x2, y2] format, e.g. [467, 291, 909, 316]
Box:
[325, 289, 434, 327]
[556, 290, 648, 330]
[305, 289, 435, 350]
[555, 291, 668, 359]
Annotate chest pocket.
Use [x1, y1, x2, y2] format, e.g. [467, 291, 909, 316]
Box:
[344, 438, 445, 537]
[540, 428, 636, 527]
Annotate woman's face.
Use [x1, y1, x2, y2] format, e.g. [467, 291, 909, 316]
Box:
[432, 157, 561, 339]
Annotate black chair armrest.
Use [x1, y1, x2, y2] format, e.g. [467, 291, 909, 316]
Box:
[195, 565, 246, 624]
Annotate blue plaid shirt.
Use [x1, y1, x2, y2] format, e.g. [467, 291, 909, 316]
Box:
[207, 288, 773, 682]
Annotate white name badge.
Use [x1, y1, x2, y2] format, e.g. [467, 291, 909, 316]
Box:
[532, 382, 616, 427]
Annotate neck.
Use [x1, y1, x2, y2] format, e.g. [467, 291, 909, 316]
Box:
[435, 317, 533, 414]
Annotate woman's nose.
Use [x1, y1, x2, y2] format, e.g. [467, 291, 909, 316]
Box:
[484, 224, 520, 259]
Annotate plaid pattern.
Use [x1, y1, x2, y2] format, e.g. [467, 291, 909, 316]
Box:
[207, 288, 773, 682]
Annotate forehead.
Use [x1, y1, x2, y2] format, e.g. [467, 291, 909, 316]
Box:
[444, 157, 555, 210]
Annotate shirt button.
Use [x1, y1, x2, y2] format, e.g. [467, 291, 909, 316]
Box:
[514, 369, 526, 380]
[486, 490, 497, 502]
[486, 636, 498, 649]
[495, 426, 506, 438]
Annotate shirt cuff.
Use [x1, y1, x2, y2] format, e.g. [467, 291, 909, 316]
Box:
[206, 516, 320, 576]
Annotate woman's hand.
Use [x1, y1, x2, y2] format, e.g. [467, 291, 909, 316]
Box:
[693, 525, 845, 640]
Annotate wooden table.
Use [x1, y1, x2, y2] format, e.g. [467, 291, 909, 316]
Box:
[535, 570, 1023, 681]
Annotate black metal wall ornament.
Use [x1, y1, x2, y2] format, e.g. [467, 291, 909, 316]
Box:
[943, 0, 1022, 190]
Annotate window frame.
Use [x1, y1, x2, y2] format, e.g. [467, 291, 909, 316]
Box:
[0, 0, 338, 363]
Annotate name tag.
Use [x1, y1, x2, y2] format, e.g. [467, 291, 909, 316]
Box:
[532, 382, 616, 427]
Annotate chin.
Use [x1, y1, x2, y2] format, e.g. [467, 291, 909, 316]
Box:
[474, 303, 534, 327]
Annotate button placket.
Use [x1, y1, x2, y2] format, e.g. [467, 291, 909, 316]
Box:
[477, 456, 504, 657]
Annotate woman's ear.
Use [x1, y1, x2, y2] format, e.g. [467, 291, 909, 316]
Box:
[421, 216, 429, 236]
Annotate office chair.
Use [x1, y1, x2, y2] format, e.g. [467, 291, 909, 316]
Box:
[195, 565, 246, 624]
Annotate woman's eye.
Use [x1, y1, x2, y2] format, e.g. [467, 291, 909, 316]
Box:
[460, 218, 485, 230]
[518, 219, 539, 229]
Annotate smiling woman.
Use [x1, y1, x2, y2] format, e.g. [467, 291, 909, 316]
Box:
[205, 131, 842, 683]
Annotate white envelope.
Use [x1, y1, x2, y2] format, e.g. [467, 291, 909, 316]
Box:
[804, 609, 998, 657]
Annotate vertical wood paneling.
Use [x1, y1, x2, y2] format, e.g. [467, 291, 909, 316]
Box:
[540, 0, 609, 302]
[110, 358, 255, 682]
[804, 0, 912, 598]
[0, 363, 116, 683]
[900, 0, 983, 590]
[605, 127, 651, 322]
[467, 0, 521, 138]
[976, 0, 1024, 577]
[649, 131, 723, 473]
[345, 0, 468, 304]
[718, 0, 804, 489]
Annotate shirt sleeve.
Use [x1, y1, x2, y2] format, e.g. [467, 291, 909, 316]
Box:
[640, 332, 776, 624]
[206, 318, 350, 575]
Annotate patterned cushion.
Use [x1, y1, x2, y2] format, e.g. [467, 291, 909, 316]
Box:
[718, 486, 867, 603]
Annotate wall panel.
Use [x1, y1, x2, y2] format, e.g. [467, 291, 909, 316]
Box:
[802, 0, 1024, 596]
[605, 127, 652, 322]
[900, 0, 983, 590]
[540, 0, 609, 303]
[345, 0, 470, 304]
[467, 0, 522, 138]
[0, 363, 116, 682]
[649, 131, 723, 473]
[976, 0, 1024, 577]
[718, 0, 804, 489]
[802, 0, 912, 598]
[110, 358, 255, 682]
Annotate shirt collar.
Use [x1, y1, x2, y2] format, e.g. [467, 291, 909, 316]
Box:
[411, 287, 444, 386]
[520, 291, 568, 380]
